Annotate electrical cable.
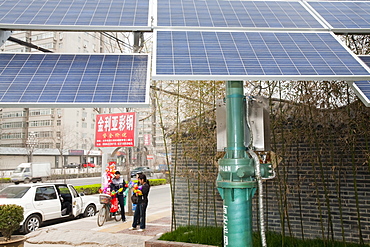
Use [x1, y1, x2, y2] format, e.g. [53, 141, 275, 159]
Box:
[246, 97, 267, 247]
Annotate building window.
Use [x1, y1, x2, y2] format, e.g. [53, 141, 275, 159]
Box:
[29, 109, 53, 116]
[1, 122, 25, 129]
[1, 132, 25, 139]
[29, 120, 52, 127]
[82, 122, 87, 128]
[31, 32, 54, 41]
[2, 111, 26, 118]
[57, 120, 61, 126]
[34, 131, 53, 138]
[38, 142, 53, 149]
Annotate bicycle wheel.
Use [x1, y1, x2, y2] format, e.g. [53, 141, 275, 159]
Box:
[97, 205, 108, 227]
[114, 205, 122, 221]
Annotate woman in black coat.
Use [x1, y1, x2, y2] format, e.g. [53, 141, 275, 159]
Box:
[129, 173, 150, 231]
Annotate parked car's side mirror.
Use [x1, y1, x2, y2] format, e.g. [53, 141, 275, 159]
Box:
[79, 192, 85, 196]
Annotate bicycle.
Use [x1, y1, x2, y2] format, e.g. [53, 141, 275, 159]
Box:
[97, 194, 122, 227]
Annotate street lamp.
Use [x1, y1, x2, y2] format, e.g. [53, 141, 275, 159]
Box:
[26, 131, 38, 162]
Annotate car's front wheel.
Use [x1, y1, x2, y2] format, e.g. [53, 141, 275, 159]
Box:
[23, 214, 41, 234]
[83, 204, 96, 217]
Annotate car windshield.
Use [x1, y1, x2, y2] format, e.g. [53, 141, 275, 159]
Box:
[0, 186, 30, 198]
[13, 167, 25, 173]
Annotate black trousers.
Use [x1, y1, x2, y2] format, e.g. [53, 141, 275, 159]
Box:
[117, 194, 126, 221]
[132, 202, 148, 229]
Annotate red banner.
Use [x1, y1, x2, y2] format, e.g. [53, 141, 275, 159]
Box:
[95, 112, 137, 147]
[144, 134, 151, 146]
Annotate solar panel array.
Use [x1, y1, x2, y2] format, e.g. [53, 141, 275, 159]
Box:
[307, 1, 370, 33]
[153, 0, 370, 104]
[156, 0, 325, 29]
[1, 0, 370, 106]
[0, 53, 149, 107]
[1, 0, 369, 32]
[0, 0, 151, 31]
[153, 30, 370, 81]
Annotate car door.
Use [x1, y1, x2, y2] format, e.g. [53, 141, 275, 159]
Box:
[33, 185, 61, 220]
[68, 185, 83, 216]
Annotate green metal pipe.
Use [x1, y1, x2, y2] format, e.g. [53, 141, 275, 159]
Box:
[217, 81, 256, 247]
[225, 81, 246, 159]
[223, 188, 255, 246]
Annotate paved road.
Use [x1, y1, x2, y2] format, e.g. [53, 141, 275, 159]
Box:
[24, 184, 171, 247]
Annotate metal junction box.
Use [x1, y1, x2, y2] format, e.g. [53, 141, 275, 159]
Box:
[216, 96, 270, 152]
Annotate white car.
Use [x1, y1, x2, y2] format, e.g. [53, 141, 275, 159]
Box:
[0, 183, 99, 234]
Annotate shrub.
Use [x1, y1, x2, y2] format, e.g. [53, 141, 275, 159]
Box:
[73, 179, 167, 195]
[148, 179, 167, 186]
[0, 204, 24, 241]
[74, 184, 101, 195]
[0, 178, 11, 183]
[131, 179, 167, 186]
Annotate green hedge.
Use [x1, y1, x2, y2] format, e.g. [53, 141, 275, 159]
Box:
[74, 178, 167, 195]
[0, 178, 11, 183]
[74, 184, 101, 195]
[131, 178, 166, 186]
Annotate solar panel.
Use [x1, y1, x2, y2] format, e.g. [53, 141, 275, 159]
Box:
[153, 30, 370, 81]
[0, 53, 150, 108]
[350, 81, 370, 107]
[350, 56, 370, 106]
[0, 0, 151, 31]
[307, 1, 370, 33]
[156, 0, 326, 30]
[358, 55, 370, 68]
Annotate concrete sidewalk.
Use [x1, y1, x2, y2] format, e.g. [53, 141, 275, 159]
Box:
[24, 208, 171, 247]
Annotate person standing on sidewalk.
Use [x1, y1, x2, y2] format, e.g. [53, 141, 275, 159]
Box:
[110, 171, 127, 222]
[129, 173, 150, 231]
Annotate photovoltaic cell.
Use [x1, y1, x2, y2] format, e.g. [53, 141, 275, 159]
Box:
[153, 31, 370, 81]
[351, 81, 370, 107]
[157, 0, 325, 29]
[0, 0, 150, 31]
[351, 56, 370, 106]
[358, 55, 370, 68]
[307, 1, 370, 31]
[0, 53, 149, 107]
